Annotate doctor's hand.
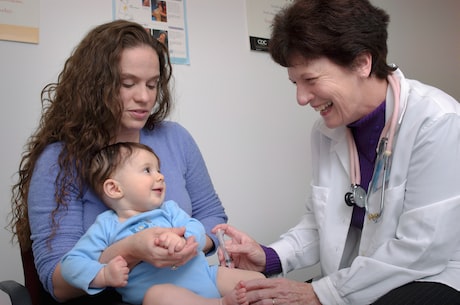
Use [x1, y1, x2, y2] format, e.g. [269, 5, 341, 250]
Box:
[243, 277, 322, 305]
[212, 224, 266, 272]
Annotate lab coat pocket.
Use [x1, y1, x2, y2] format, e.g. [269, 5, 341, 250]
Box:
[366, 179, 406, 224]
[362, 180, 407, 254]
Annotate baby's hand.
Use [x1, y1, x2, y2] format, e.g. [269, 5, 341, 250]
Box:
[155, 231, 186, 254]
[104, 255, 129, 287]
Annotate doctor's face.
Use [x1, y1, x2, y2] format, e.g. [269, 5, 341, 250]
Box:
[287, 55, 367, 129]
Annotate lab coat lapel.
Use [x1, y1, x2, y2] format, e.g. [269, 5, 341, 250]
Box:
[319, 124, 350, 180]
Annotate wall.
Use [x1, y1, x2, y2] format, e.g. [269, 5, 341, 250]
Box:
[0, 0, 458, 285]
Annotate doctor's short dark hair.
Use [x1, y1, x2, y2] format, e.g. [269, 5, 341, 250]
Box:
[269, 0, 396, 79]
[86, 142, 160, 198]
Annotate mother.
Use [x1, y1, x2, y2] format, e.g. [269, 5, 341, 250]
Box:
[10, 20, 227, 304]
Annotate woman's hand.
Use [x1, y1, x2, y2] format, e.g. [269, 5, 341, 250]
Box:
[212, 224, 266, 272]
[128, 227, 198, 268]
[55, 227, 198, 301]
[155, 231, 187, 254]
[243, 278, 321, 305]
[99, 226, 198, 269]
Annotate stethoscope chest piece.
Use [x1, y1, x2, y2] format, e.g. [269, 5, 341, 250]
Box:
[344, 184, 367, 208]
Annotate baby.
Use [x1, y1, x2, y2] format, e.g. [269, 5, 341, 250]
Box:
[61, 142, 263, 305]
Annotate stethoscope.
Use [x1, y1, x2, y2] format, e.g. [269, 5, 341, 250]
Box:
[344, 71, 406, 222]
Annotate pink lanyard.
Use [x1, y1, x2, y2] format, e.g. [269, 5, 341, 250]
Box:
[346, 74, 401, 187]
[345, 74, 401, 220]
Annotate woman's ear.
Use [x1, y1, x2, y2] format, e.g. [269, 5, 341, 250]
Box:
[103, 178, 123, 199]
[354, 51, 373, 77]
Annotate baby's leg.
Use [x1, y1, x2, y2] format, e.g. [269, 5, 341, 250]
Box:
[143, 282, 248, 305]
[216, 266, 265, 296]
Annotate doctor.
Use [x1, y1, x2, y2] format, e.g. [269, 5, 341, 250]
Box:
[214, 0, 460, 304]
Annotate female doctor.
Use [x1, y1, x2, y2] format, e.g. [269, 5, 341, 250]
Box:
[214, 0, 460, 304]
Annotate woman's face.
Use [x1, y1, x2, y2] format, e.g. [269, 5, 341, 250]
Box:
[287, 54, 368, 128]
[118, 45, 160, 140]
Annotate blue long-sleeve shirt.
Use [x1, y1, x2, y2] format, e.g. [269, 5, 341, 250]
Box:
[61, 201, 220, 304]
[28, 121, 227, 298]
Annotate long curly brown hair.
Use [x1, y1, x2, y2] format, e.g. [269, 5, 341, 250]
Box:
[9, 19, 173, 251]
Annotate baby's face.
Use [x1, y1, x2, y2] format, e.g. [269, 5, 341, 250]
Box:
[117, 149, 165, 212]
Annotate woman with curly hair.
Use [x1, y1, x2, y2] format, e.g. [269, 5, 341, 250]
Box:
[9, 19, 227, 304]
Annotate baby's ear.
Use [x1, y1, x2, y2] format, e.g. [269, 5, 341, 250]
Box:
[103, 178, 123, 199]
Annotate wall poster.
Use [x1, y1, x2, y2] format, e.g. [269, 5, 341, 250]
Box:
[0, 0, 40, 44]
[113, 0, 190, 65]
[246, 0, 293, 52]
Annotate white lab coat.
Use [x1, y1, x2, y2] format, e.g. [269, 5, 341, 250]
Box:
[270, 69, 460, 305]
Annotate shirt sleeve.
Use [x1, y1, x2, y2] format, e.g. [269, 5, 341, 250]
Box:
[261, 245, 282, 276]
[158, 123, 228, 254]
[28, 143, 86, 298]
[60, 214, 111, 295]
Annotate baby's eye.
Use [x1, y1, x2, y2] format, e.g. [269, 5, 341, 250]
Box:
[143, 167, 151, 173]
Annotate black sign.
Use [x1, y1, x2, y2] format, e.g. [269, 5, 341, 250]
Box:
[249, 36, 269, 52]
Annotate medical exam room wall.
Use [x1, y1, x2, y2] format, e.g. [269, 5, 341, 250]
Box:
[1, 0, 459, 284]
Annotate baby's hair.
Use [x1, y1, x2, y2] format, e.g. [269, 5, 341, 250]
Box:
[87, 142, 159, 198]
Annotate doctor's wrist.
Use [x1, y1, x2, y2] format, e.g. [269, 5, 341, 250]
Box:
[261, 245, 282, 276]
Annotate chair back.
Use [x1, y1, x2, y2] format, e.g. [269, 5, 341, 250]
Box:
[20, 249, 42, 305]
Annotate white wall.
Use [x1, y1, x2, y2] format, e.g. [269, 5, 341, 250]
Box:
[0, 0, 458, 285]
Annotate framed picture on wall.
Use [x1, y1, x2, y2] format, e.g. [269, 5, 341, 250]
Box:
[113, 0, 190, 65]
[0, 0, 40, 44]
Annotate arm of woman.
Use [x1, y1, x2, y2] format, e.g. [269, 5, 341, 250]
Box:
[98, 226, 198, 268]
[52, 263, 85, 301]
[212, 224, 267, 272]
[212, 224, 322, 304]
[243, 278, 321, 305]
[175, 123, 228, 254]
[28, 144, 90, 301]
[150, 123, 228, 255]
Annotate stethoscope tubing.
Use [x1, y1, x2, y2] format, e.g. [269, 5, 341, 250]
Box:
[346, 71, 407, 221]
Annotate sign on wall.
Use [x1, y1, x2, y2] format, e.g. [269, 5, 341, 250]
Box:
[113, 0, 190, 65]
[246, 0, 293, 52]
[0, 0, 40, 44]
